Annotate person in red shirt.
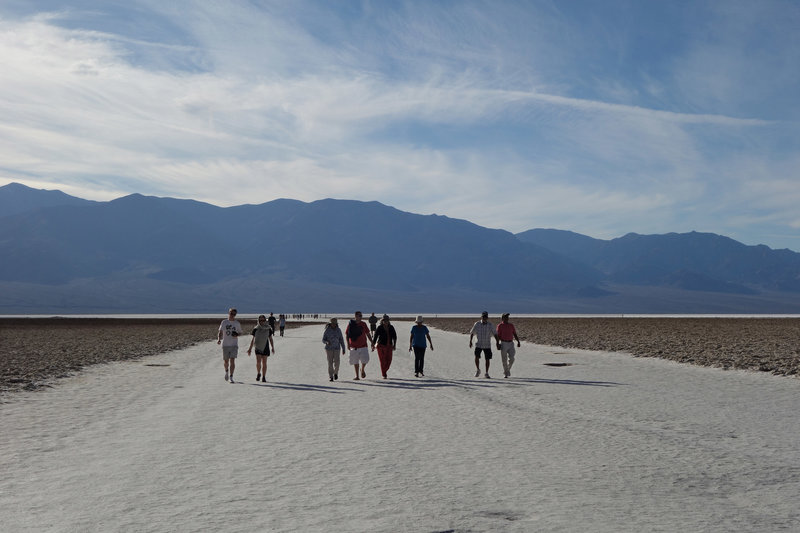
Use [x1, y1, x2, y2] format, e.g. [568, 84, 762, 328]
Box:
[496, 313, 521, 378]
[346, 311, 374, 380]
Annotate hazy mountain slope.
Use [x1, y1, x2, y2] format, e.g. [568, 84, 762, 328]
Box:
[0, 185, 602, 295]
[2, 182, 799, 313]
[0, 182, 96, 218]
[516, 229, 800, 293]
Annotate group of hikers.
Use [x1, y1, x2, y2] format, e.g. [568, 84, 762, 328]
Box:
[217, 309, 521, 384]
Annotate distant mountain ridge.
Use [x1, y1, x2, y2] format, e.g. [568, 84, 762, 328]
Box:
[516, 229, 800, 294]
[1, 182, 799, 313]
[0, 182, 96, 217]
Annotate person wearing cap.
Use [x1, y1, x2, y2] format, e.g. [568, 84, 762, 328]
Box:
[469, 311, 499, 378]
[322, 317, 346, 381]
[372, 314, 397, 379]
[247, 314, 275, 382]
[217, 307, 244, 383]
[496, 313, 521, 378]
[346, 311, 374, 380]
[409, 315, 434, 377]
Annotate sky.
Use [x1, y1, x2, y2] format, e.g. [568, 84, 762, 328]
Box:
[1, 1, 799, 251]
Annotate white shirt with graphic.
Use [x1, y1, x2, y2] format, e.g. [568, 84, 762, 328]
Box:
[219, 319, 243, 347]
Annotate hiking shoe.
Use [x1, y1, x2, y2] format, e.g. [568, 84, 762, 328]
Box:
[224, 372, 229, 381]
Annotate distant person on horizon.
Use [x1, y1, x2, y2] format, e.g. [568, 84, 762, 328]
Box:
[469, 311, 498, 378]
[267, 313, 276, 336]
[217, 308, 243, 383]
[368, 312, 378, 334]
[409, 315, 433, 377]
[496, 313, 521, 378]
[279, 314, 286, 336]
[322, 317, 347, 381]
[373, 314, 397, 379]
[247, 314, 275, 382]
[346, 311, 374, 380]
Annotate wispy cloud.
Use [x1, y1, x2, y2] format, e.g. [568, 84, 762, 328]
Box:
[0, 1, 798, 250]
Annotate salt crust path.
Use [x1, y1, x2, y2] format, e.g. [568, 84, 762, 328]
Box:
[1, 323, 799, 532]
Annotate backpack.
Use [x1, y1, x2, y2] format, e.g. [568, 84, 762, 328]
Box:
[347, 320, 362, 342]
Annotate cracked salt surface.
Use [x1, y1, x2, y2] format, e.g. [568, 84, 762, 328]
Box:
[2, 323, 799, 532]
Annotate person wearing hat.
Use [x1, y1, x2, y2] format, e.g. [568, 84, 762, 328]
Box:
[372, 314, 397, 379]
[409, 315, 434, 377]
[322, 317, 346, 381]
[469, 311, 499, 378]
[496, 313, 521, 378]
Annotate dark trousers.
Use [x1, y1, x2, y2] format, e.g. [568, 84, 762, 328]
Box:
[413, 346, 426, 374]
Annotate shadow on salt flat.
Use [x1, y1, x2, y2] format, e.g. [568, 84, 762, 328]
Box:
[246, 381, 363, 394]
[355, 376, 623, 390]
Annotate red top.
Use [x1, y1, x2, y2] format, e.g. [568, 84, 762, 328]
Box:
[496, 322, 517, 342]
[346, 321, 371, 349]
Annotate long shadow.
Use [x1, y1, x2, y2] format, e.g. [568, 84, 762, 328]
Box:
[355, 376, 623, 391]
[237, 375, 623, 394]
[247, 381, 363, 394]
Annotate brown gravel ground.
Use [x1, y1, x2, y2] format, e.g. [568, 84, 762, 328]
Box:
[426, 317, 800, 377]
[0, 318, 311, 395]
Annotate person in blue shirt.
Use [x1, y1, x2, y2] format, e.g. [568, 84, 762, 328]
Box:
[409, 315, 434, 377]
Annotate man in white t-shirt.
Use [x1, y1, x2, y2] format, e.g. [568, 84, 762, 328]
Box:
[218, 308, 243, 383]
[469, 311, 499, 378]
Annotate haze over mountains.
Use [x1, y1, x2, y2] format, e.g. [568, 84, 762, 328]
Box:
[1, 182, 799, 314]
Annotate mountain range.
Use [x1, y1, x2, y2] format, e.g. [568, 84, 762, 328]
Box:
[1, 182, 798, 314]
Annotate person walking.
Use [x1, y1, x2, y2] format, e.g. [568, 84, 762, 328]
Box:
[496, 313, 521, 378]
[346, 311, 374, 380]
[267, 313, 276, 336]
[247, 314, 275, 382]
[278, 314, 286, 337]
[409, 315, 433, 377]
[368, 312, 378, 335]
[372, 315, 397, 379]
[469, 311, 498, 378]
[217, 308, 243, 383]
[322, 317, 346, 381]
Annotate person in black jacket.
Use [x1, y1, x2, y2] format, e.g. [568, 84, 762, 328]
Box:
[372, 314, 397, 379]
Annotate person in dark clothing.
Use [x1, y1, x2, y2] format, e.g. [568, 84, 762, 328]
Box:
[372, 314, 397, 379]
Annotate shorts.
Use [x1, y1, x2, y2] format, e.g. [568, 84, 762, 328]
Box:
[474, 347, 493, 359]
[349, 346, 370, 365]
[222, 346, 238, 360]
[255, 348, 270, 356]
